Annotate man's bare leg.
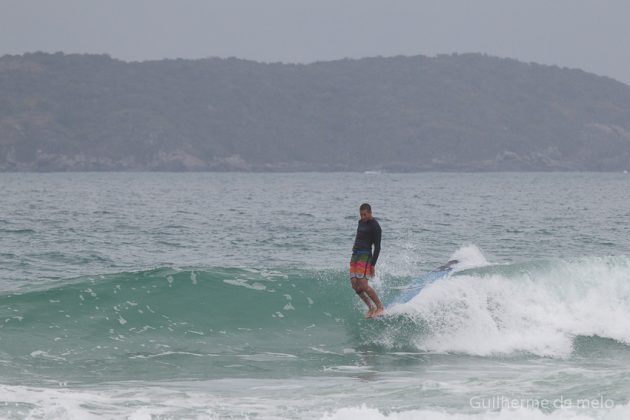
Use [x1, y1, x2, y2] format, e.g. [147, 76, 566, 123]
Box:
[360, 292, 376, 317]
[351, 277, 376, 317]
[365, 285, 384, 316]
[357, 278, 384, 317]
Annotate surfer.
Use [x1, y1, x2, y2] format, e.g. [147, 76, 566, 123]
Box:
[350, 203, 384, 318]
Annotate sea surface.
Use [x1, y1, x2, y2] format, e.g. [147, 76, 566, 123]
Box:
[1, 172, 630, 419]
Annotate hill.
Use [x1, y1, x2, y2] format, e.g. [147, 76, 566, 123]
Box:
[1, 52, 630, 171]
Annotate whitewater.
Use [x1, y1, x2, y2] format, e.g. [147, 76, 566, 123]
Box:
[1, 172, 630, 419]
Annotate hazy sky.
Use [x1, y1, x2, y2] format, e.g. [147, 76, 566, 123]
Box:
[2, 0, 629, 85]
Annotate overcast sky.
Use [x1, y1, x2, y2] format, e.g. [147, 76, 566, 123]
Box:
[2, 0, 629, 85]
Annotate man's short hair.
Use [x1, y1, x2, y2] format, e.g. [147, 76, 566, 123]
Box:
[359, 203, 371, 212]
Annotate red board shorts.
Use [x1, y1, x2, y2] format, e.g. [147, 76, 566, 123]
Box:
[350, 252, 374, 279]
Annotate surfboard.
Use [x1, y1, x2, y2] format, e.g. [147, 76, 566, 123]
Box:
[385, 259, 458, 309]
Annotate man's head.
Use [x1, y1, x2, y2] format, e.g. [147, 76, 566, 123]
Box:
[359, 203, 372, 222]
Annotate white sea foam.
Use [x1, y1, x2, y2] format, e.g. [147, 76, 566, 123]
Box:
[448, 244, 490, 270]
[222, 278, 267, 290]
[30, 350, 66, 361]
[1, 380, 628, 420]
[321, 403, 630, 420]
[0, 384, 220, 420]
[389, 253, 630, 357]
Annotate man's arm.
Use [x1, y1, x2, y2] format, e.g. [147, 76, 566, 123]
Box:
[371, 222, 382, 265]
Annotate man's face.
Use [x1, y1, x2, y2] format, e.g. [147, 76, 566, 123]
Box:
[360, 209, 372, 222]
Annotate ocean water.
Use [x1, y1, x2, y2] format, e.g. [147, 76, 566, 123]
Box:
[1, 172, 630, 419]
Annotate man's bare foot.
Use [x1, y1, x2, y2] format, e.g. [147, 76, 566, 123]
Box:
[372, 307, 385, 317]
[365, 308, 376, 318]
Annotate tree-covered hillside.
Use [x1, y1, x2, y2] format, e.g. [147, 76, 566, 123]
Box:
[1, 52, 630, 171]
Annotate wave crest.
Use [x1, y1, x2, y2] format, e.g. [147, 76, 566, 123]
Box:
[385, 255, 630, 357]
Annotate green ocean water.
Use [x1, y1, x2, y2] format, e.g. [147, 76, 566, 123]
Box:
[1, 172, 630, 419]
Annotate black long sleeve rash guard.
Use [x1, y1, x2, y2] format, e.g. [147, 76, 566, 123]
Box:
[352, 218, 382, 265]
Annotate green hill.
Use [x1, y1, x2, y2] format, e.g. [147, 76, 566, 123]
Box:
[1, 52, 630, 171]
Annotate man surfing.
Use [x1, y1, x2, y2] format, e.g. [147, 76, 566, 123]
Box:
[350, 203, 384, 318]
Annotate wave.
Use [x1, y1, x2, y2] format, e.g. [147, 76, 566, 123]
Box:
[0, 266, 366, 383]
[322, 403, 630, 420]
[385, 253, 630, 357]
[0, 266, 359, 353]
[3, 247, 630, 372]
[1, 385, 626, 420]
